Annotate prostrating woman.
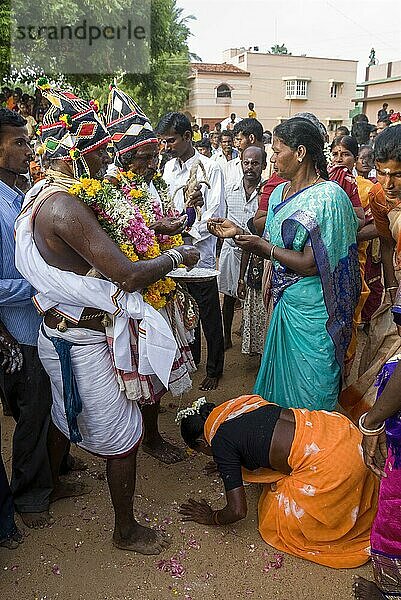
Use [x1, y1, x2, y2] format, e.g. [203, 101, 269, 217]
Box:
[178, 395, 378, 569]
[208, 118, 361, 410]
[354, 352, 401, 599]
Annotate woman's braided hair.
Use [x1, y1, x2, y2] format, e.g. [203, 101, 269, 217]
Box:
[273, 117, 329, 180]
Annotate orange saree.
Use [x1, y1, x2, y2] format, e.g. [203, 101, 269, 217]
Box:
[205, 395, 379, 569]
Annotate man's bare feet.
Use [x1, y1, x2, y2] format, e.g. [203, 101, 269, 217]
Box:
[353, 577, 385, 599]
[19, 511, 54, 529]
[142, 436, 187, 464]
[60, 454, 88, 475]
[50, 480, 91, 504]
[199, 375, 220, 391]
[0, 528, 26, 548]
[113, 523, 170, 554]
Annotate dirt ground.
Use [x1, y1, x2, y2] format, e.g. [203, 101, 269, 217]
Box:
[0, 319, 371, 600]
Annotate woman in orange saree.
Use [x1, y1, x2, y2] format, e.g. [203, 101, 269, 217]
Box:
[178, 394, 378, 569]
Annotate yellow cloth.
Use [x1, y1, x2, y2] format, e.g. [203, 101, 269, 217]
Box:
[248, 110, 257, 119]
[192, 131, 202, 143]
[205, 395, 379, 569]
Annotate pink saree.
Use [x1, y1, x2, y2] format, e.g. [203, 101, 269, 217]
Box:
[370, 356, 401, 598]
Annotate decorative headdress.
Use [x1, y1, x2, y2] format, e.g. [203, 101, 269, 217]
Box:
[175, 397, 207, 424]
[106, 83, 158, 158]
[37, 77, 111, 178]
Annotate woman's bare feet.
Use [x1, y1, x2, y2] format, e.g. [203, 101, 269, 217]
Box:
[0, 528, 26, 549]
[353, 577, 385, 599]
[142, 436, 187, 464]
[113, 522, 171, 555]
[199, 375, 220, 391]
[19, 511, 54, 529]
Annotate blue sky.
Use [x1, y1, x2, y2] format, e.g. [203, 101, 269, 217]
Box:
[178, 0, 401, 81]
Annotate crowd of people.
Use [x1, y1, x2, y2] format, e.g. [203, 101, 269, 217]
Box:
[1, 79, 401, 600]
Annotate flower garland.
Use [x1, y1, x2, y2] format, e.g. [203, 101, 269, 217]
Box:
[69, 175, 176, 310]
[152, 173, 184, 250]
[175, 397, 207, 424]
[116, 170, 184, 252]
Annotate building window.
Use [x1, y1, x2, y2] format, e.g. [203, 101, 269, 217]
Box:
[330, 82, 343, 98]
[328, 120, 342, 132]
[285, 79, 308, 99]
[216, 84, 231, 98]
[238, 54, 244, 63]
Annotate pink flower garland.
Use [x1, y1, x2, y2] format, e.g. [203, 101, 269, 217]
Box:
[122, 205, 156, 254]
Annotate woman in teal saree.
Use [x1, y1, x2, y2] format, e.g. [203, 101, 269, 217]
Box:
[208, 118, 361, 410]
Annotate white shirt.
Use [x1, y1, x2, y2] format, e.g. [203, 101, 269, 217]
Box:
[218, 177, 260, 296]
[220, 116, 242, 131]
[222, 155, 242, 188]
[163, 150, 225, 268]
[222, 152, 271, 185]
[224, 177, 260, 230]
[212, 149, 239, 169]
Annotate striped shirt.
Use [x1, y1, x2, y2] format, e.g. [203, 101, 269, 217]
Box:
[0, 180, 41, 346]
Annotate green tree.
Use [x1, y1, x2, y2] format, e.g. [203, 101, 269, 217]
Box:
[0, 0, 11, 85]
[269, 44, 291, 55]
[0, 0, 194, 123]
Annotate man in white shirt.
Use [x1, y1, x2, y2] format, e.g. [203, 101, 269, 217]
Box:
[212, 130, 238, 169]
[219, 146, 266, 349]
[223, 118, 266, 188]
[156, 112, 225, 391]
[220, 113, 242, 131]
[210, 132, 221, 155]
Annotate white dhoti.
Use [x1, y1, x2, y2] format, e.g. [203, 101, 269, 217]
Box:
[218, 239, 242, 297]
[38, 324, 142, 457]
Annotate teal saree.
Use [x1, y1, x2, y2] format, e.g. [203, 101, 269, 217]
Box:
[253, 181, 360, 410]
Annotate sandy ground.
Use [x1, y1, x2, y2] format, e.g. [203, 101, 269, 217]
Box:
[0, 319, 371, 600]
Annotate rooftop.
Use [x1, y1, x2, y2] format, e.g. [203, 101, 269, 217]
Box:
[190, 62, 250, 75]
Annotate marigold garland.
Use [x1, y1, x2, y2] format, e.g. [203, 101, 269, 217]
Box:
[69, 172, 180, 310]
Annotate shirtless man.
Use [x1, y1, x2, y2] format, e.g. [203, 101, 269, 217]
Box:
[17, 86, 199, 554]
